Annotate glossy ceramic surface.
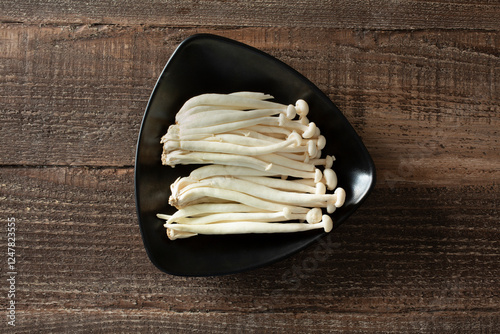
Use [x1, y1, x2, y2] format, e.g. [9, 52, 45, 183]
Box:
[135, 34, 376, 276]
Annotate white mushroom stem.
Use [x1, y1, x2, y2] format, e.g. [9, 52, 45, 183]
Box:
[277, 138, 323, 156]
[166, 228, 197, 240]
[171, 186, 309, 214]
[245, 125, 292, 138]
[166, 215, 333, 235]
[179, 108, 295, 130]
[177, 93, 285, 116]
[179, 109, 242, 126]
[174, 175, 326, 199]
[273, 114, 317, 138]
[276, 152, 309, 162]
[204, 177, 338, 208]
[193, 113, 316, 139]
[169, 176, 193, 196]
[265, 165, 323, 182]
[178, 116, 277, 136]
[236, 176, 325, 194]
[165, 211, 290, 225]
[164, 131, 301, 156]
[229, 91, 274, 100]
[166, 131, 285, 149]
[164, 151, 323, 180]
[189, 165, 276, 180]
[259, 153, 315, 172]
[203, 133, 277, 146]
[176, 105, 237, 123]
[162, 150, 272, 170]
[161, 207, 322, 225]
[229, 129, 283, 143]
[309, 155, 334, 168]
[161, 124, 214, 142]
[157, 213, 172, 220]
[177, 114, 313, 138]
[292, 178, 316, 187]
[157, 203, 265, 223]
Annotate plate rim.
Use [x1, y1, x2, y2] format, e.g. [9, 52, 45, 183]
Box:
[134, 33, 377, 276]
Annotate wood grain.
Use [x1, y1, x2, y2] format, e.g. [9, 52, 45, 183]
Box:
[1, 167, 498, 332]
[1, 0, 499, 30]
[1, 25, 498, 187]
[1, 0, 499, 332]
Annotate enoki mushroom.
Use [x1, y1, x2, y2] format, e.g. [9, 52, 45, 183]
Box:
[158, 92, 345, 240]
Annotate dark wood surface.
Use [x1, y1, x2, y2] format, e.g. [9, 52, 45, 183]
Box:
[1, 1, 499, 332]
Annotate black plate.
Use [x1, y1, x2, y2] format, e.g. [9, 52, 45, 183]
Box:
[135, 34, 376, 276]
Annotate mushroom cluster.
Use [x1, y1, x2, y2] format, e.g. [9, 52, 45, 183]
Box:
[158, 92, 345, 240]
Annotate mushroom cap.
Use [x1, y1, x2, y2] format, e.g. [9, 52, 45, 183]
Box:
[307, 140, 318, 157]
[322, 215, 333, 233]
[334, 188, 346, 208]
[306, 208, 322, 224]
[302, 122, 317, 139]
[323, 168, 338, 190]
[327, 203, 336, 214]
[295, 99, 309, 117]
[325, 155, 334, 169]
[317, 135, 326, 150]
[315, 182, 326, 195]
[314, 169, 323, 183]
[286, 105, 297, 119]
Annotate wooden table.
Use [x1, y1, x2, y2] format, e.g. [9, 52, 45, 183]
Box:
[1, 1, 499, 332]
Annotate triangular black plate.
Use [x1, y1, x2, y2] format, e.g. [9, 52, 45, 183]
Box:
[135, 34, 376, 276]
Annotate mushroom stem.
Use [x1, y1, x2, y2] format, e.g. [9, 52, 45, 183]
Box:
[178, 116, 277, 136]
[176, 105, 236, 123]
[166, 228, 197, 240]
[171, 186, 309, 214]
[162, 150, 272, 170]
[177, 93, 286, 116]
[276, 152, 309, 162]
[161, 208, 322, 225]
[229, 91, 274, 100]
[259, 153, 315, 172]
[157, 204, 266, 224]
[203, 133, 277, 146]
[245, 125, 292, 138]
[166, 215, 333, 235]
[236, 176, 321, 194]
[309, 155, 334, 168]
[189, 165, 276, 180]
[266, 165, 323, 182]
[180, 108, 293, 130]
[204, 177, 337, 208]
[164, 131, 301, 156]
[271, 114, 318, 139]
[229, 129, 283, 143]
